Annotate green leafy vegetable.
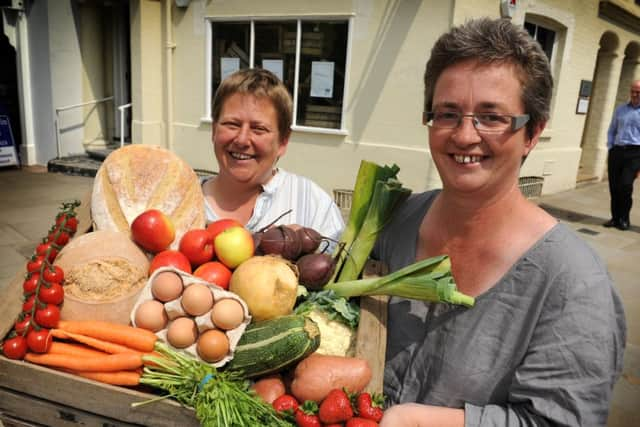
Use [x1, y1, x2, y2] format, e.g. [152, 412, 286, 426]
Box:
[133, 342, 291, 427]
[294, 289, 360, 329]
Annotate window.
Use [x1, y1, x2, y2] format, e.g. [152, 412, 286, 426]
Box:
[208, 18, 350, 133]
[524, 21, 556, 61]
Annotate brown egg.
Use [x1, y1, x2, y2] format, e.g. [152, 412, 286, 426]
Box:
[210, 298, 245, 330]
[181, 283, 214, 316]
[134, 300, 168, 332]
[151, 271, 184, 302]
[197, 329, 230, 363]
[166, 317, 198, 348]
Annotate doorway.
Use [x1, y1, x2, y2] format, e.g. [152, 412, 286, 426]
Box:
[0, 16, 21, 161]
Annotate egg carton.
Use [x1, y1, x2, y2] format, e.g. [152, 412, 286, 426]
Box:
[130, 266, 251, 368]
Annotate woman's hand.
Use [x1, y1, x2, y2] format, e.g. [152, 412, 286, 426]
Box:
[380, 403, 464, 427]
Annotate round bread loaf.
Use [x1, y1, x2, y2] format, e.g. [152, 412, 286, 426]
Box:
[55, 230, 150, 324]
[91, 144, 205, 250]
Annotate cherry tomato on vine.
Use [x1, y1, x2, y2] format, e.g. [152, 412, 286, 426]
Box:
[38, 283, 64, 305]
[43, 265, 64, 284]
[47, 229, 70, 246]
[56, 214, 78, 233]
[23, 273, 40, 294]
[35, 304, 60, 328]
[14, 315, 33, 335]
[26, 329, 52, 353]
[3, 336, 28, 360]
[36, 241, 58, 263]
[26, 256, 46, 273]
[22, 294, 36, 313]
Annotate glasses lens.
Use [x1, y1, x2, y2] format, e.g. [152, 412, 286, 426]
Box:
[430, 112, 460, 128]
[474, 114, 511, 132]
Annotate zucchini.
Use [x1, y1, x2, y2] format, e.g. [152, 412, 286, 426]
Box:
[225, 314, 320, 378]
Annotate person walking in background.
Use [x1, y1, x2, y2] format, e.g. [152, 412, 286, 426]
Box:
[604, 80, 640, 231]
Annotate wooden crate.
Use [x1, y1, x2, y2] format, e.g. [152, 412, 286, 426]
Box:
[0, 198, 388, 426]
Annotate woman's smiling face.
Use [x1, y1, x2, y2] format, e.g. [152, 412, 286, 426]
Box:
[213, 93, 288, 187]
[428, 60, 541, 198]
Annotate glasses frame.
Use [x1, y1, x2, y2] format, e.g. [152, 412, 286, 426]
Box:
[423, 111, 530, 133]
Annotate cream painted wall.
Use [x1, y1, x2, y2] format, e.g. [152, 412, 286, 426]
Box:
[130, 0, 165, 147]
[48, 1, 84, 157]
[139, 0, 640, 196]
[168, 0, 451, 194]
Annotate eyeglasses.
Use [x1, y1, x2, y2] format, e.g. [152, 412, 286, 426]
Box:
[423, 111, 530, 133]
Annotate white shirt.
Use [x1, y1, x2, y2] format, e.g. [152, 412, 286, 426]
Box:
[202, 169, 345, 243]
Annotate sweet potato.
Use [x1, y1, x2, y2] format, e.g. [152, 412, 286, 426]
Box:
[291, 354, 372, 402]
[251, 374, 286, 404]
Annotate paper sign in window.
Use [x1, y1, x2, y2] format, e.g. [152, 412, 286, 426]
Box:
[221, 57, 240, 81]
[310, 61, 334, 98]
[262, 60, 284, 81]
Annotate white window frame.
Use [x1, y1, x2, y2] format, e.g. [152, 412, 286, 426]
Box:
[203, 16, 354, 136]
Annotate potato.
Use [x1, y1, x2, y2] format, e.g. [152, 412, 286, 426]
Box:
[290, 354, 372, 403]
[251, 374, 286, 404]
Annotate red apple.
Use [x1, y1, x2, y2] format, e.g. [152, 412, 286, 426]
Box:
[193, 261, 232, 290]
[150, 250, 192, 275]
[206, 218, 243, 241]
[131, 209, 175, 253]
[214, 226, 255, 269]
[179, 229, 214, 267]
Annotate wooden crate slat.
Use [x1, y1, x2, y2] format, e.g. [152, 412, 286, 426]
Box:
[0, 387, 141, 427]
[0, 358, 199, 427]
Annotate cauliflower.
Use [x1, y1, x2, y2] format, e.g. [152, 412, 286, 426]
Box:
[308, 309, 357, 357]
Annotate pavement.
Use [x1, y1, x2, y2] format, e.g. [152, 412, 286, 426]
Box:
[0, 165, 638, 426]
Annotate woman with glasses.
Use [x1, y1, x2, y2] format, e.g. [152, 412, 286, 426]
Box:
[376, 18, 625, 427]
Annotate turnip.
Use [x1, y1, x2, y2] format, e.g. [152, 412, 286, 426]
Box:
[229, 255, 299, 321]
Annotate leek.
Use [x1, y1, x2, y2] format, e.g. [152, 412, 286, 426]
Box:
[325, 255, 474, 308]
[335, 178, 411, 282]
[331, 160, 409, 282]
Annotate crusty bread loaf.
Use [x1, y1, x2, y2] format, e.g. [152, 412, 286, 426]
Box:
[91, 144, 205, 250]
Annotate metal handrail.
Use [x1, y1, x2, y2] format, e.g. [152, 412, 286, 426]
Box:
[118, 103, 132, 147]
[54, 96, 114, 158]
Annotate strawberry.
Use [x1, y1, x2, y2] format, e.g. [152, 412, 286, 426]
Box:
[355, 392, 384, 422]
[273, 394, 299, 413]
[319, 389, 354, 424]
[346, 417, 379, 427]
[295, 400, 321, 427]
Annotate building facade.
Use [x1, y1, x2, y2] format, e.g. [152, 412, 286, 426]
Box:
[2, 0, 639, 196]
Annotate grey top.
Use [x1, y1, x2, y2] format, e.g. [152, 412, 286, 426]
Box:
[372, 191, 626, 427]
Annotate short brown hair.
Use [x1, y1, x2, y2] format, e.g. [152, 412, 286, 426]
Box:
[424, 18, 553, 138]
[212, 68, 293, 138]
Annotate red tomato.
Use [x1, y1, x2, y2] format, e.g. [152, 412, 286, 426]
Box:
[48, 229, 70, 246]
[193, 261, 232, 290]
[22, 294, 36, 313]
[38, 283, 64, 305]
[3, 336, 28, 360]
[26, 256, 45, 273]
[36, 241, 58, 262]
[35, 304, 60, 328]
[26, 329, 52, 353]
[43, 265, 64, 284]
[56, 214, 78, 233]
[23, 273, 40, 294]
[14, 315, 33, 335]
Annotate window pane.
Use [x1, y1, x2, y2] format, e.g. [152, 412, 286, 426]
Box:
[254, 21, 297, 95]
[536, 26, 555, 60]
[211, 22, 250, 94]
[296, 21, 348, 129]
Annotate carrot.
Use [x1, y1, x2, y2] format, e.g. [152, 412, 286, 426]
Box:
[52, 329, 141, 355]
[57, 320, 157, 352]
[64, 369, 141, 386]
[49, 342, 108, 358]
[25, 351, 143, 372]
